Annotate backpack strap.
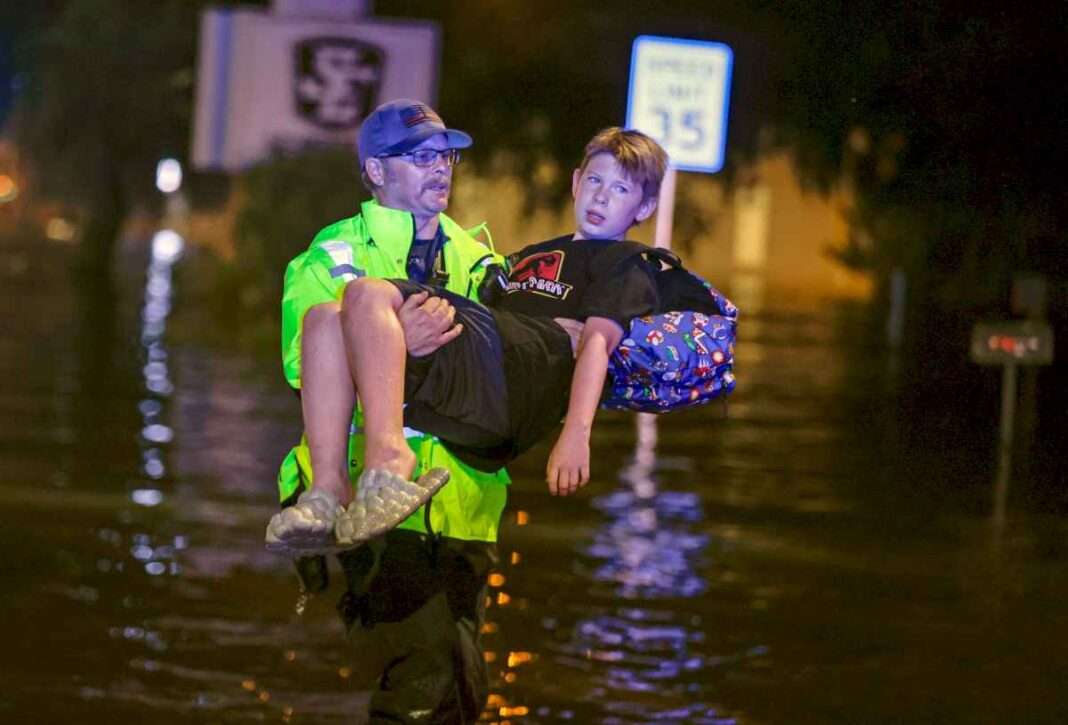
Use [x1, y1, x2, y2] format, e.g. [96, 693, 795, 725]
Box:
[643, 246, 684, 270]
[589, 240, 683, 279]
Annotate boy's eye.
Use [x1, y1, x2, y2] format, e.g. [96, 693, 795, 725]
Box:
[614, 184, 629, 193]
[587, 174, 600, 183]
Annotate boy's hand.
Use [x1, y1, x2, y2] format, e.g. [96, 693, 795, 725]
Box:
[546, 428, 590, 496]
[398, 291, 462, 357]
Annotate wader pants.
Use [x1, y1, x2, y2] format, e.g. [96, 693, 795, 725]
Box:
[337, 531, 496, 724]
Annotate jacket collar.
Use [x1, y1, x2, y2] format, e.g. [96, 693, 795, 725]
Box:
[362, 199, 455, 256]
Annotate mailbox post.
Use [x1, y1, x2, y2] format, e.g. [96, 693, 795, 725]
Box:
[969, 319, 1054, 527]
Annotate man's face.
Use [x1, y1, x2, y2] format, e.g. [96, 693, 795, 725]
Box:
[370, 134, 454, 222]
[572, 152, 656, 240]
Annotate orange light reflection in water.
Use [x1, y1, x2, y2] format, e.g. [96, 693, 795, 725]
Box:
[506, 651, 533, 667]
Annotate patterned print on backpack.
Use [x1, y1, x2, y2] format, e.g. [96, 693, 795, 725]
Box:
[603, 274, 737, 413]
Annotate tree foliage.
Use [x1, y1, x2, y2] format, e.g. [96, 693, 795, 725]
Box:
[765, 1, 1067, 294]
[391, 0, 773, 205]
[9, 0, 261, 279]
[383, 1, 1067, 303]
[229, 147, 365, 314]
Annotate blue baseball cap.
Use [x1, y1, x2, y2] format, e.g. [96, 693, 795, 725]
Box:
[357, 99, 473, 166]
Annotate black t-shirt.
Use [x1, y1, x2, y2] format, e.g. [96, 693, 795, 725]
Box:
[406, 226, 447, 284]
[453, 235, 659, 466]
[495, 235, 659, 330]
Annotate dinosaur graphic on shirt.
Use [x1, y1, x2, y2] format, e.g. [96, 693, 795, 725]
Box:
[507, 251, 574, 300]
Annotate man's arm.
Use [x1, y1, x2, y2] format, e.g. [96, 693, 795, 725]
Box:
[545, 316, 623, 495]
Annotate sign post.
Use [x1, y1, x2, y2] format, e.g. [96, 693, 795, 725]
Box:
[652, 164, 678, 251]
[969, 319, 1054, 527]
[625, 35, 733, 436]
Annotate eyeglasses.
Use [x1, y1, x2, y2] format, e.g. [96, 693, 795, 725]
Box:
[377, 148, 462, 168]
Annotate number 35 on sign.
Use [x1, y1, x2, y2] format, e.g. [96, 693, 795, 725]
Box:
[626, 35, 733, 174]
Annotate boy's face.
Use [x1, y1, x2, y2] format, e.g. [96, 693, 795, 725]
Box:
[571, 152, 657, 240]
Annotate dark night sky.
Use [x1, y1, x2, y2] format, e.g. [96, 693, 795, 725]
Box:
[0, 3, 57, 126]
[0, 40, 10, 126]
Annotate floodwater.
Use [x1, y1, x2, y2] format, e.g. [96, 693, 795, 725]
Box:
[1, 236, 1065, 724]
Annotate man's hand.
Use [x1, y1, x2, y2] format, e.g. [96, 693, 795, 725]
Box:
[546, 426, 590, 496]
[397, 291, 463, 357]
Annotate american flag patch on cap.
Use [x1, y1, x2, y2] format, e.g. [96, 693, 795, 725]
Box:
[399, 103, 442, 128]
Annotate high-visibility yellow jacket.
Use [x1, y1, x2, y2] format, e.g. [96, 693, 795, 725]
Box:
[278, 199, 510, 542]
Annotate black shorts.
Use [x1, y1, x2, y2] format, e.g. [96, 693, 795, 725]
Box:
[388, 280, 575, 472]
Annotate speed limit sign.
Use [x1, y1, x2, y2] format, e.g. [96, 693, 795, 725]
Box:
[626, 35, 733, 173]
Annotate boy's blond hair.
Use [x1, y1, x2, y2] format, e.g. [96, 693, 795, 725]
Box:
[579, 128, 668, 203]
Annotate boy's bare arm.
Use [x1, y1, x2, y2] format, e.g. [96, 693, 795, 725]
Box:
[546, 316, 623, 496]
[552, 317, 585, 355]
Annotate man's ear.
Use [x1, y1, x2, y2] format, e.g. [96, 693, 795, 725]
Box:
[364, 158, 385, 187]
[572, 168, 581, 198]
[635, 196, 658, 224]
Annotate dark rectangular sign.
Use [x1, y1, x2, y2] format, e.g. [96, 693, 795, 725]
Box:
[970, 320, 1054, 366]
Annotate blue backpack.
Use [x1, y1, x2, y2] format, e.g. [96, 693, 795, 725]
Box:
[598, 243, 738, 413]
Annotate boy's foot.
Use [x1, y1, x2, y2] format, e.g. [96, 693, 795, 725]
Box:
[364, 442, 418, 483]
[335, 467, 450, 547]
[264, 488, 345, 557]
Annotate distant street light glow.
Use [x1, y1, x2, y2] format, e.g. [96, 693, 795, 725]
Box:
[156, 158, 183, 193]
[46, 217, 76, 242]
[0, 174, 18, 202]
[151, 229, 185, 263]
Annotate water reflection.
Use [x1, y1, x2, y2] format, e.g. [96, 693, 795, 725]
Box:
[586, 424, 707, 601]
[480, 510, 528, 724]
[73, 228, 191, 708]
[549, 415, 746, 723]
[126, 229, 185, 580]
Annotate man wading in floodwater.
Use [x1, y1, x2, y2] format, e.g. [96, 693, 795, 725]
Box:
[273, 99, 510, 723]
[273, 104, 688, 723]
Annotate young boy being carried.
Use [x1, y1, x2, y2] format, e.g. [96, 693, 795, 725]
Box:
[267, 128, 668, 555]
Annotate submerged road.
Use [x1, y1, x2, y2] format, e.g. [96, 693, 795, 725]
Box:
[1, 238, 1065, 723]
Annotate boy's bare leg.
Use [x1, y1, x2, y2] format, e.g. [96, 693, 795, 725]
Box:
[340, 278, 417, 481]
[301, 302, 356, 506]
[269, 281, 461, 555]
[264, 301, 353, 556]
[270, 280, 456, 553]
